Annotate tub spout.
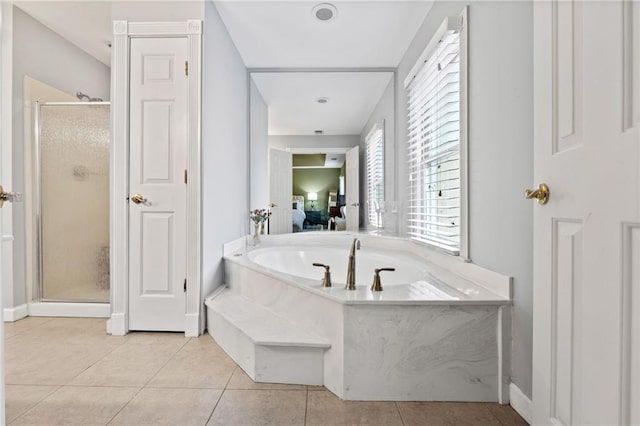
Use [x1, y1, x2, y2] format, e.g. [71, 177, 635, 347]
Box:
[345, 238, 360, 290]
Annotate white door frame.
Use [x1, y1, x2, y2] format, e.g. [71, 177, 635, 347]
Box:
[109, 20, 202, 337]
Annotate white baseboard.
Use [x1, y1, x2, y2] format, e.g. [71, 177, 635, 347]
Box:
[185, 312, 200, 337]
[509, 382, 532, 424]
[28, 302, 110, 318]
[108, 312, 127, 336]
[3, 304, 29, 322]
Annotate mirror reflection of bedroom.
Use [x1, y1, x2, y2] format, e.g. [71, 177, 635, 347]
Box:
[292, 153, 346, 232]
[249, 71, 395, 235]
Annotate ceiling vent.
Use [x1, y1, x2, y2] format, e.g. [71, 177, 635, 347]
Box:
[312, 3, 337, 23]
[315, 130, 324, 135]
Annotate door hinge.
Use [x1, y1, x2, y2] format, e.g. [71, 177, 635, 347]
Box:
[185, 61, 189, 76]
[184, 169, 188, 184]
[183, 278, 187, 292]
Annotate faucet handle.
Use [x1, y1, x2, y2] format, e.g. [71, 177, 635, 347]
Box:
[312, 263, 332, 287]
[312, 263, 330, 271]
[371, 267, 395, 292]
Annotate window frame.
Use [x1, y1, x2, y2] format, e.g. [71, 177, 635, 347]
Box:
[365, 121, 385, 229]
[403, 9, 468, 259]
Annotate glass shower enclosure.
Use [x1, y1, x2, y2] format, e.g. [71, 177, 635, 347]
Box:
[35, 102, 110, 303]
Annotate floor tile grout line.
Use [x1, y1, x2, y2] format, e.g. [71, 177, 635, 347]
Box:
[63, 338, 129, 386]
[304, 385, 309, 425]
[6, 384, 64, 425]
[4, 316, 56, 341]
[205, 366, 238, 425]
[222, 366, 237, 390]
[487, 404, 509, 426]
[395, 401, 406, 426]
[105, 385, 145, 425]
[205, 387, 229, 424]
[138, 335, 192, 388]
[139, 385, 229, 390]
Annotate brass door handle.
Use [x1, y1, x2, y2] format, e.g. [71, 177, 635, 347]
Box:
[269, 203, 277, 208]
[0, 185, 22, 208]
[351, 203, 360, 207]
[524, 183, 550, 205]
[130, 193, 146, 204]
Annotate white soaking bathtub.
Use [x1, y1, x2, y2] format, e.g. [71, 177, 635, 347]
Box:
[207, 232, 512, 402]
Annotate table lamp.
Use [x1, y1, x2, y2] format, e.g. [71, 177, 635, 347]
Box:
[308, 192, 318, 210]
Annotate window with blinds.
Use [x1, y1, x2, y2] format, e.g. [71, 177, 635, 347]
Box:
[405, 16, 464, 254]
[366, 123, 384, 228]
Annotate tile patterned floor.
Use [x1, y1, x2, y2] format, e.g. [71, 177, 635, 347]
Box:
[4, 317, 528, 425]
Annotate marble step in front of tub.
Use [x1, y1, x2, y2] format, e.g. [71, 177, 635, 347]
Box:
[205, 287, 330, 386]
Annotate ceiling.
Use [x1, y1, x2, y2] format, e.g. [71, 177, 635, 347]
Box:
[13, 1, 433, 70]
[13, 1, 429, 137]
[252, 72, 393, 136]
[15, 1, 112, 66]
[293, 153, 346, 168]
[214, 1, 434, 68]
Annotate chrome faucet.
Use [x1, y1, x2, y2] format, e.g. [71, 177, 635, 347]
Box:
[345, 238, 360, 290]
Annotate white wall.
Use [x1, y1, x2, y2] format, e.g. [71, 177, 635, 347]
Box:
[7, 6, 110, 309]
[269, 135, 359, 151]
[359, 78, 395, 230]
[396, 1, 534, 397]
[201, 0, 249, 328]
[250, 79, 268, 209]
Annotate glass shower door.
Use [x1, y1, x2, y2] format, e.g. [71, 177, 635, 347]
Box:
[37, 103, 110, 302]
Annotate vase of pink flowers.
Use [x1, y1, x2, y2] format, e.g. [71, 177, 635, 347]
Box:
[250, 209, 271, 245]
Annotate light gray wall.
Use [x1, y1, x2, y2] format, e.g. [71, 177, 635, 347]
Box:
[201, 0, 248, 324]
[8, 6, 110, 308]
[396, 1, 533, 397]
[359, 78, 395, 230]
[269, 135, 359, 150]
[111, 1, 204, 21]
[250, 79, 268, 209]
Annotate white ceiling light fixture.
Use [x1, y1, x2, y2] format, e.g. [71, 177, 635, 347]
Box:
[312, 3, 338, 23]
[316, 97, 330, 104]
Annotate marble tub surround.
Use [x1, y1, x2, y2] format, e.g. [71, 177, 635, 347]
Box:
[210, 232, 512, 402]
[343, 304, 504, 401]
[223, 232, 512, 304]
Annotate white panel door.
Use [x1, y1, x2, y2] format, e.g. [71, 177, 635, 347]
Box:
[128, 37, 188, 332]
[0, 51, 5, 422]
[532, 1, 640, 424]
[268, 148, 292, 235]
[346, 146, 359, 231]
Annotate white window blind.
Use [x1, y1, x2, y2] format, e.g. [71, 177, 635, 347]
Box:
[406, 22, 462, 254]
[366, 123, 384, 227]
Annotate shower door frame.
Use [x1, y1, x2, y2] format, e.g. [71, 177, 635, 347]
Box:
[34, 101, 111, 304]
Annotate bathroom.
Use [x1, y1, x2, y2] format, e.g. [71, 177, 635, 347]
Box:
[1, 0, 638, 424]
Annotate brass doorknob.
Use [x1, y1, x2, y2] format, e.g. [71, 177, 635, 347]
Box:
[269, 203, 277, 208]
[524, 183, 550, 205]
[130, 193, 146, 204]
[0, 185, 22, 208]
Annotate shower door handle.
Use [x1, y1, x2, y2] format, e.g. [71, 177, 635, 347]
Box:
[0, 185, 22, 208]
